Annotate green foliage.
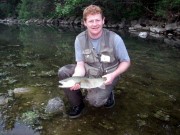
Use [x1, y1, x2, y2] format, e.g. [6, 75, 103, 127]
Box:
[17, 0, 32, 19]
[125, 5, 143, 20]
[0, 3, 8, 18]
[0, 0, 179, 21]
[155, 0, 180, 18]
[0, 0, 20, 18]
[55, 0, 88, 17]
[18, 0, 55, 19]
[101, 0, 144, 21]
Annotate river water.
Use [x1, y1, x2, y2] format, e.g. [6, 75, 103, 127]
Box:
[0, 24, 179, 135]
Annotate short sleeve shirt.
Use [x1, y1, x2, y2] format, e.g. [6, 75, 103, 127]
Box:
[75, 32, 130, 62]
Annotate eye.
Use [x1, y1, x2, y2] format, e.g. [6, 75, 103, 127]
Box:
[89, 20, 94, 23]
[96, 19, 100, 21]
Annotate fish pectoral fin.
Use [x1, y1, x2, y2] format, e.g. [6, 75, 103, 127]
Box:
[102, 77, 107, 81]
[99, 84, 106, 89]
[77, 82, 81, 87]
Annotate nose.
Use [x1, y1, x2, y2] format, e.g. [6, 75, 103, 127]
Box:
[92, 20, 98, 25]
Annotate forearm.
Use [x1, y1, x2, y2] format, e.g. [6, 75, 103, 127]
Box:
[112, 61, 131, 78]
[72, 61, 85, 77]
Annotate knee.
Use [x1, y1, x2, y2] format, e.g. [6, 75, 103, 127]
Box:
[86, 96, 107, 107]
[58, 64, 76, 80]
[58, 67, 65, 79]
[58, 67, 70, 80]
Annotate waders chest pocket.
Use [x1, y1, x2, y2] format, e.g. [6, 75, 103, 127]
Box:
[83, 49, 97, 63]
[88, 68, 101, 77]
[85, 64, 102, 77]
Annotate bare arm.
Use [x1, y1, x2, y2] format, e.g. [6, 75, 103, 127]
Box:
[72, 61, 85, 77]
[103, 61, 131, 85]
[70, 61, 85, 90]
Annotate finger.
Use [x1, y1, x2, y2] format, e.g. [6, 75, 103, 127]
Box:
[70, 84, 80, 90]
[70, 87, 75, 91]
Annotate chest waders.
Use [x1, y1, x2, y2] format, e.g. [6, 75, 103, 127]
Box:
[58, 29, 121, 108]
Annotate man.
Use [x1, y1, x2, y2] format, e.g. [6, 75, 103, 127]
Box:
[58, 5, 130, 118]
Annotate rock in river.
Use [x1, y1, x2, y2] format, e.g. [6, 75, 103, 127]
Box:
[0, 95, 8, 105]
[45, 97, 64, 115]
[13, 87, 31, 94]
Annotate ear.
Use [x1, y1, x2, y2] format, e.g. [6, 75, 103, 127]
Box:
[83, 20, 87, 27]
[102, 17, 105, 24]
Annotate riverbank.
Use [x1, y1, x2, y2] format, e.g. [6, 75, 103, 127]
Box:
[0, 17, 180, 48]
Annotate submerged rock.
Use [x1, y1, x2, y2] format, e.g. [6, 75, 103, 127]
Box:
[0, 94, 14, 106]
[13, 87, 32, 94]
[154, 110, 170, 121]
[98, 120, 115, 130]
[16, 62, 32, 68]
[8, 90, 14, 97]
[38, 70, 56, 77]
[3, 77, 17, 85]
[0, 95, 8, 105]
[44, 97, 64, 115]
[137, 119, 146, 127]
[0, 72, 9, 78]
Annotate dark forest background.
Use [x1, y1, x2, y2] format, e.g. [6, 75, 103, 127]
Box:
[0, 0, 179, 22]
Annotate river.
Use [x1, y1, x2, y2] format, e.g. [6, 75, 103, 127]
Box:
[0, 24, 179, 135]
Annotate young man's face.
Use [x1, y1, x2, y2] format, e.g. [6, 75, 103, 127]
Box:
[84, 13, 105, 39]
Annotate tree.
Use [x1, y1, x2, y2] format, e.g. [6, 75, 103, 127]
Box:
[18, 0, 55, 19]
[0, 0, 20, 18]
[155, 0, 180, 21]
[55, 0, 89, 17]
[0, 0, 179, 22]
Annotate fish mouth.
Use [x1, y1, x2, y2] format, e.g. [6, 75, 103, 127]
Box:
[59, 83, 63, 86]
[59, 80, 64, 83]
[58, 81, 64, 87]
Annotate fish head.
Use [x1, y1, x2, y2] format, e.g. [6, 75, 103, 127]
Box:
[59, 79, 76, 88]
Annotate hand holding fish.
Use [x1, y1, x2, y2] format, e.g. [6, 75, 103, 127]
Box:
[70, 83, 81, 91]
[102, 73, 115, 85]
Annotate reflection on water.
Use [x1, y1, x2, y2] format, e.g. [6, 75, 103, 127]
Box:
[0, 123, 40, 135]
[0, 24, 179, 135]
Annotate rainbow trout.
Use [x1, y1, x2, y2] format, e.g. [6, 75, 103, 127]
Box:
[59, 76, 106, 89]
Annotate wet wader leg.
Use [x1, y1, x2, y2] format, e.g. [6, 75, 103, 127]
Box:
[106, 76, 120, 95]
[86, 76, 119, 107]
[58, 64, 83, 106]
